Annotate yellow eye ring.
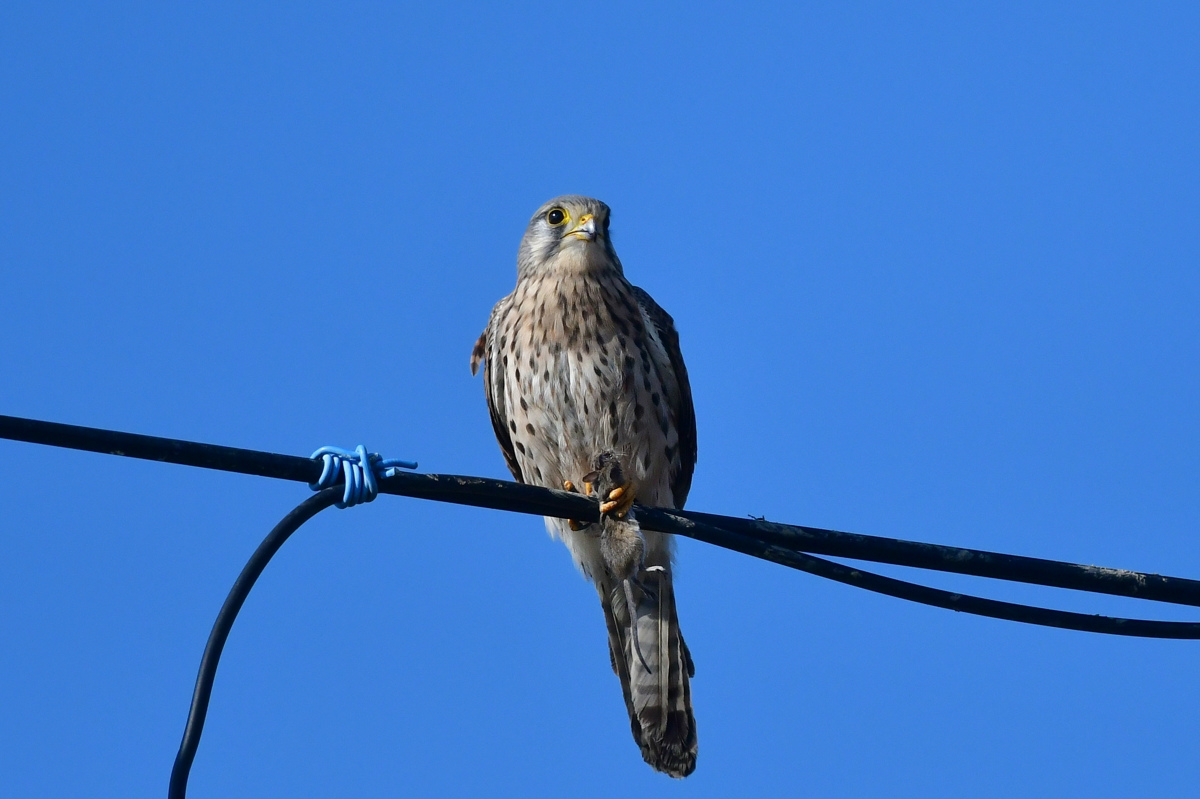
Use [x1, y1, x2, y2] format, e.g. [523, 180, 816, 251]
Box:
[546, 208, 568, 226]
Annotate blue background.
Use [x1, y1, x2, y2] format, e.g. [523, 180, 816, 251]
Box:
[2, 3, 1198, 796]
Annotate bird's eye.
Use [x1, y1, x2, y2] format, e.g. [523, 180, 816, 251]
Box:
[546, 208, 567, 226]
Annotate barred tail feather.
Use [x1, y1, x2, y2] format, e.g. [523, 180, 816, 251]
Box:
[600, 565, 697, 778]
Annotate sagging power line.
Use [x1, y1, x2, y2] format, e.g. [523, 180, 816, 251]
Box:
[1, 413, 1197, 799]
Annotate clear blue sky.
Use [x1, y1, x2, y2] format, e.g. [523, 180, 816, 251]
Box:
[2, 3, 1198, 797]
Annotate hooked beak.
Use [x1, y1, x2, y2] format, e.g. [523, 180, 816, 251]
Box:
[567, 213, 596, 241]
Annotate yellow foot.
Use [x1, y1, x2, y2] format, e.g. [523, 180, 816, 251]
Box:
[599, 481, 636, 518]
[563, 480, 590, 531]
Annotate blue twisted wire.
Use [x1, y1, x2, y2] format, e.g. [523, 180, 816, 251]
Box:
[309, 445, 418, 508]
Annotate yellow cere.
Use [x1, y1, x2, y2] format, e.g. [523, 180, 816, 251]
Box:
[566, 212, 595, 240]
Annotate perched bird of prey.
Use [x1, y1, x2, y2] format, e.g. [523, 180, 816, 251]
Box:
[471, 196, 698, 777]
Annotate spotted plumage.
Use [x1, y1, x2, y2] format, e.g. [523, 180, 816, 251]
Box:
[471, 196, 698, 777]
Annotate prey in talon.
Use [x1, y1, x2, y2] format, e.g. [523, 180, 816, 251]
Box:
[584, 451, 653, 674]
[596, 463, 636, 518]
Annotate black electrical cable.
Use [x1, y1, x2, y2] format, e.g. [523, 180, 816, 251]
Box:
[2, 415, 1199, 793]
[167, 488, 340, 799]
[661, 511, 1200, 638]
[383, 471, 1200, 610]
[167, 490, 1200, 799]
[4, 413, 1200, 609]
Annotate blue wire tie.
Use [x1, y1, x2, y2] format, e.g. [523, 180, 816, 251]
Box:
[309, 445, 418, 508]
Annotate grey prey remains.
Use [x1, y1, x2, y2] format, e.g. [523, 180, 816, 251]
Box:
[470, 195, 698, 777]
[582, 450, 654, 676]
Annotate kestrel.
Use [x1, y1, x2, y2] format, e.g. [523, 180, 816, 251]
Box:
[471, 196, 698, 777]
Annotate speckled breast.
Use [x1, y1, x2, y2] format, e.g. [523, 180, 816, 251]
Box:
[496, 270, 679, 506]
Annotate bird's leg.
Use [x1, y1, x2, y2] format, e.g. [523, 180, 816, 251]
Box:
[562, 480, 592, 531]
[599, 480, 636, 518]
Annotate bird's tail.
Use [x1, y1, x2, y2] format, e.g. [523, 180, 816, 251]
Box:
[599, 560, 697, 778]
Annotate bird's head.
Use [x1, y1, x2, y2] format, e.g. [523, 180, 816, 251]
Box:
[517, 195, 620, 277]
